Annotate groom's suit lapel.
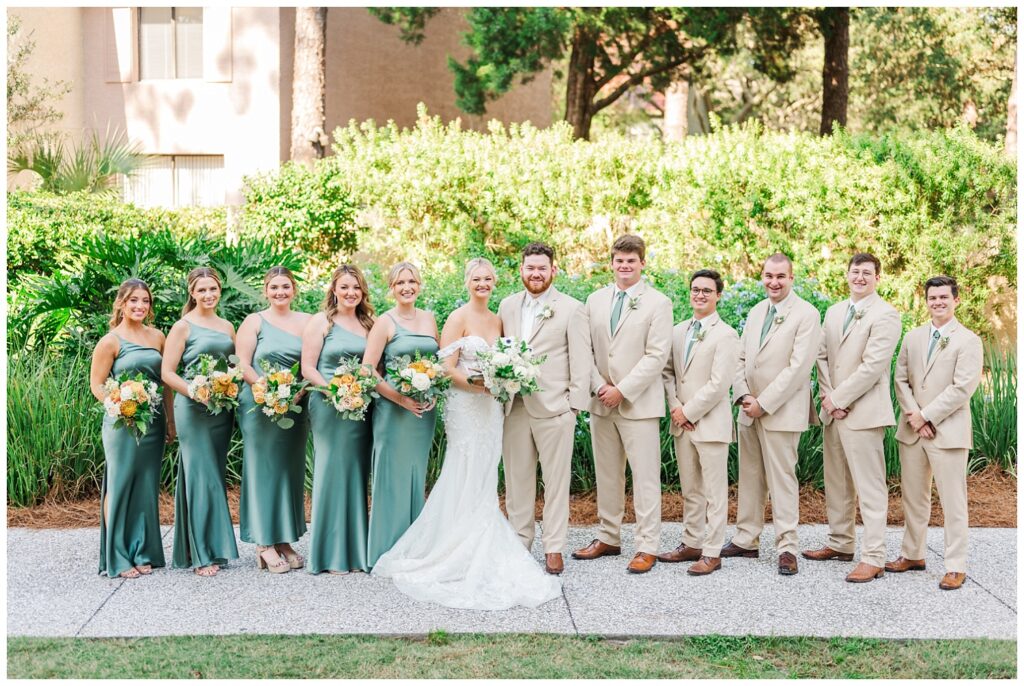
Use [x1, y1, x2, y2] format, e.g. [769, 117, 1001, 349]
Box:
[527, 288, 558, 344]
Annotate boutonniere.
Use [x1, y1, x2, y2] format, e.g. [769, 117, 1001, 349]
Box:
[940, 336, 950, 350]
[774, 314, 785, 326]
[694, 329, 707, 342]
[627, 296, 641, 311]
[537, 305, 554, 321]
[854, 309, 865, 321]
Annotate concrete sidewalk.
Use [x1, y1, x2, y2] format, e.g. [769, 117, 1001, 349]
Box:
[7, 524, 1016, 640]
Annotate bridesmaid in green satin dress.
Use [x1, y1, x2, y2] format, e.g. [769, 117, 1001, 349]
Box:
[363, 261, 440, 568]
[236, 267, 312, 574]
[91, 279, 174, 579]
[302, 264, 377, 574]
[161, 267, 239, 577]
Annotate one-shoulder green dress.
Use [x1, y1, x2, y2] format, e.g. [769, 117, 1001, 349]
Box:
[238, 315, 309, 547]
[366, 317, 439, 568]
[308, 324, 373, 573]
[171, 322, 239, 569]
[99, 337, 167, 577]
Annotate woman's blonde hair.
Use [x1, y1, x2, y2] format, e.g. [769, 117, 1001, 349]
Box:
[322, 263, 375, 334]
[387, 261, 422, 288]
[109, 278, 155, 328]
[463, 257, 497, 290]
[263, 265, 298, 294]
[182, 267, 222, 315]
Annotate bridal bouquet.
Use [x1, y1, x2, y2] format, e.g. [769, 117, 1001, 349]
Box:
[385, 351, 451, 404]
[97, 372, 162, 443]
[318, 357, 379, 421]
[250, 360, 308, 429]
[185, 353, 242, 414]
[476, 337, 546, 403]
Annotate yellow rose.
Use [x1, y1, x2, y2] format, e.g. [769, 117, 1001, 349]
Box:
[351, 396, 364, 408]
[121, 400, 138, 417]
[340, 374, 356, 385]
[226, 383, 239, 398]
[195, 386, 211, 402]
[275, 401, 289, 414]
[253, 390, 266, 404]
[426, 369, 436, 379]
[280, 371, 295, 384]
[109, 389, 121, 403]
[350, 383, 362, 395]
[330, 376, 345, 387]
[400, 382, 412, 394]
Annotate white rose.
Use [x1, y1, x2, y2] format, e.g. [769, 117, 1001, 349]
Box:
[524, 365, 537, 379]
[193, 375, 208, 386]
[507, 380, 521, 394]
[262, 406, 275, 417]
[277, 384, 291, 398]
[411, 372, 431, 391]
[400, 368, 414, 380]
[120, 385, 135, 401]
[491, 352, 510, 366]
[104, 399, 120, 417]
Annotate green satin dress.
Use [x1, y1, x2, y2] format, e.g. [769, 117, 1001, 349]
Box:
[366, 318, 439, 568]
[171, 322, 239, 569]
[238, 315, 309, 546]
[98, 337, 167, 578]
[308, 324, 373, 574]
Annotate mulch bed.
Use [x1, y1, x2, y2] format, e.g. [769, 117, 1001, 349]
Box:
[8, 465, 1015, 530]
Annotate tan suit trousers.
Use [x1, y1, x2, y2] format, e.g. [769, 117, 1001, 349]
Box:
[502, 400, 575, 553]
[822, 423, 888, 567]
[592, 412, 662, 554]
[673, 434, 729, 557]
[898, 440, 968, 573]
[733, 422, 800, 555]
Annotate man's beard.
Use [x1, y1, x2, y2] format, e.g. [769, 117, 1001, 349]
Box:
[522, 274, 553, 295]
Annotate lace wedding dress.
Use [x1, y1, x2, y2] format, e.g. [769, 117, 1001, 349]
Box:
[371, 336, 562, 610]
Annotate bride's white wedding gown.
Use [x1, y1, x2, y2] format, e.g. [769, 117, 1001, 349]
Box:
[371, 336, 562, 610]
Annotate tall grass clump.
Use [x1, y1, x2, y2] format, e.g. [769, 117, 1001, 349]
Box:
[7, 353, 104, 506]
[970, 347, 1017, 474]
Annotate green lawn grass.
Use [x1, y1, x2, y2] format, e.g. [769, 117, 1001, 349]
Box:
[7, 634, 1016, 679]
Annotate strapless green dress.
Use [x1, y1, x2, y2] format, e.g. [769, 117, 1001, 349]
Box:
[238, 315, 309, 546]
[366, 319, 439, 568]
[308, 324, 373, 573]
[98, 337, 167, 577]
[171, 322, 239, 568]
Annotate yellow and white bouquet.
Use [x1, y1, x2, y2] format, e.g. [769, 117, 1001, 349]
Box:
[185, 353, 242, 414]
[97, 372, 162, 443]
[250, 360, 308, 429]
[476, 337, 546, 403]
[318, 357, 379, 421]
[385, 351, 451, 404]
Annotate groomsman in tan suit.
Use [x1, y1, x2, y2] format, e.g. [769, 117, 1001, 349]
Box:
[802, 253, 901, 583]
[722, 253, 822, 575]
[887, 275, 983, 591]
[656, 269, 739, 576]
[572, 234, 673, 574]
[499, 242, 590, 575]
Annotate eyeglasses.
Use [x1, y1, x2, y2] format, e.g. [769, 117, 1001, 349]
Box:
[690, 287, 716, 296]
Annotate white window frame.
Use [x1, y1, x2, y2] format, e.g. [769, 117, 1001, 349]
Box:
[138, 7, 203, 80]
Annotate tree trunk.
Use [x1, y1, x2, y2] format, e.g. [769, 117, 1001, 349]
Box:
[291, 7, 327, 166]
[687, 77, 711, 135]
[663, 80, 688, 141]
[1006, 57, 1017, 157]
[564, 25, 597, 140]
[819, 7, 849, 136]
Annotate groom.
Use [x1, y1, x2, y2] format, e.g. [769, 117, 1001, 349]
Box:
[573, 234, 673, 573]
[499, 242, 591, 575]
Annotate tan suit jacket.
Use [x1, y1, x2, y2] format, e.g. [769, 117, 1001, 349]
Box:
[733, 294, 822, 431]
[662, 312, 739, 443]
[498, 287, 590, 417]
[581, 280, 673, 419]
[894, 319, 983, 449]
[816, 294, 901, 429]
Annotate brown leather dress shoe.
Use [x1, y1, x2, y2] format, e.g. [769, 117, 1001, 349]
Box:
[656, 543, 702, 563]
[939, 572, 967, 590]
[778, 552, 798, 575]
[802, 546, 854, 562]
[687, 556, 721, 576]
[720, 540, 759, 558]
[627, 552, 656, 574]
[572, 539, 621, 560]
[544, 553, 564, 575]
[885, 556, 926, 573]
[845, 562, 885, 583]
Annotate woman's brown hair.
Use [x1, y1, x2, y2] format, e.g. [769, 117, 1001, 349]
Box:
[322, 263, 375, 334]
[181, 267, 223, 316]
[264, 265, 298, 294]
[109, 278, 155, 328]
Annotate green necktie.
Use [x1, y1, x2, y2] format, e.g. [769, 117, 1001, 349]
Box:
[760, 304, 777, 345]
[685, 320, 702, 364]
[842, 303, 856, 334]
[610, 291, 627, 334]
[927, 329, 941, 361]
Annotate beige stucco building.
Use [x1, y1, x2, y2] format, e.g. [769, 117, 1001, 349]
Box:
[9, 7, 553, 205]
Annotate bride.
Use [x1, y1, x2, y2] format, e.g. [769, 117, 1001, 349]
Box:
[371, 258, 562, 610]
